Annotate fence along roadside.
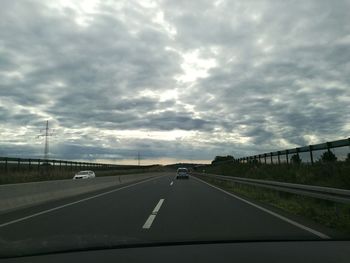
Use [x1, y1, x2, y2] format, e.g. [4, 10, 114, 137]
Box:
[238, 138, 350, 165]
[0, 157, 150, 174]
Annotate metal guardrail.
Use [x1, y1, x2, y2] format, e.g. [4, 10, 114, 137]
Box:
[238, 138, 350, 165]
[194, 173, 350, 204]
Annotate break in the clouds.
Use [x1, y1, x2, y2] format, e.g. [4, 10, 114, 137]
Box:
[0, 0, 349, 164]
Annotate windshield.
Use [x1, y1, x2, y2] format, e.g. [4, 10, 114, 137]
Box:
[0, 0, 350, 258]
[77, 171, 90, 175]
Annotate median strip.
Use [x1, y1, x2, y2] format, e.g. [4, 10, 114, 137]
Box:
[143, 198, 164, 229]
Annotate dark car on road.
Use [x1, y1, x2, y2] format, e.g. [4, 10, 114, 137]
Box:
[176, 168, 189, 179]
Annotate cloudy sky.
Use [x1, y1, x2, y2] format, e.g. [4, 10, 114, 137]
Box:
[0, 0, 349, 164]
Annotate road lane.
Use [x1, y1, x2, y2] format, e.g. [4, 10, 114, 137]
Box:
[0, 172, 329, 251]
[0, 174, 167, 225]
[0, 176, 164, 229]
[0, 174, 173, 242]
[148, 175, 324, 241]
[193, 176, 329, 239]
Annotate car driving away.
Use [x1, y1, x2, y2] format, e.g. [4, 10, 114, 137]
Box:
[176, 167, 189, 179]
[73, 170, 95, 180]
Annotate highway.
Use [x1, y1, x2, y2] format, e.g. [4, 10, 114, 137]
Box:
[0, 173, 330, 254]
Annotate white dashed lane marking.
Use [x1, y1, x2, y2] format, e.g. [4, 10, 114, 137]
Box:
[142, 199, 164, 229]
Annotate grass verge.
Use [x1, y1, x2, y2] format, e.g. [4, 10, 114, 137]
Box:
[196, 174, 350, 236]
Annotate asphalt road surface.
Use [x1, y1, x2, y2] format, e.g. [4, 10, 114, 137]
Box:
[0, 173, 330, 254]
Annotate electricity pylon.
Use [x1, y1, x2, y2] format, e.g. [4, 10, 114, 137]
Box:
[37, 120, 54, 161]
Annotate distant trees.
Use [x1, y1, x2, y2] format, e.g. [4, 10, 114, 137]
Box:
[319, 151, 337, 162]
[211, 155, 234, 165]
[290, 154, 302, 164]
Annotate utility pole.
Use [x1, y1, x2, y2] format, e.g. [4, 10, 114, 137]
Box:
[137, 151, 141, 166]
[38, 120, 54, 162]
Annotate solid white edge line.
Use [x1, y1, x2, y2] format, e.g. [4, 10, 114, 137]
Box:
[192, 176, 330, 240]
[142, 214, 156, 229]
[0, 176, 163, 228]
[152, 199, 165, 214]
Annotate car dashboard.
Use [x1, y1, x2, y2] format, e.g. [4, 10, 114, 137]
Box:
[1, 240, 349, 263]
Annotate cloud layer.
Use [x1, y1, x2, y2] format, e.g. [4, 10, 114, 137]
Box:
[1, 0, 349, 164]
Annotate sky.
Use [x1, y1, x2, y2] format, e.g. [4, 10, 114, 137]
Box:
[0, 0, 349, 165]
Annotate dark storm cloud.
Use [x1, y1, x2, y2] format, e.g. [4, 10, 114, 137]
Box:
[0, 105, 42, 126]
[45, 93, 213, 131]
[0, 0, 349, 162]
[0, 139, 214, 161]
[1, 2, 189, 117]
[140, 111, 212, 131]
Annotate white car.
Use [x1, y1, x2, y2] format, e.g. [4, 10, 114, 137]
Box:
[176, 168, 189, 179]
[73, 170, 96, 179]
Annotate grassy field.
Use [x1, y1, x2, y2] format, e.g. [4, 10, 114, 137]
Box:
[196, 174, 350, 236]
[196, 161, 350, 190]
[0, 165, 169, 185]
